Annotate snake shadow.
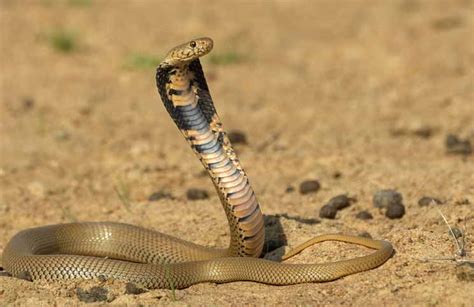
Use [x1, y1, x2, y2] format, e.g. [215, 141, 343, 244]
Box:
[262, 213, 320, 260]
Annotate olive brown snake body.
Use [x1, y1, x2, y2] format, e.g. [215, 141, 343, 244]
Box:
[2, 38, 393, 289]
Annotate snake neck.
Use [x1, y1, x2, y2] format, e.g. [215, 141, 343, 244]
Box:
[156, 60, 265, 258]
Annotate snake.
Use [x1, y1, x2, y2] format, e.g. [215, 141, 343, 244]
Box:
[2, 37, 393, 289]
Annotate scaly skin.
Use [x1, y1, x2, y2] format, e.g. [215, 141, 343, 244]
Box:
[2, 37, 393, 289]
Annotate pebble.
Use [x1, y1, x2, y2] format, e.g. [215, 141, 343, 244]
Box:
[228, 130, 248, 144]
[285, 186, 295, 193]
[385, 203, 406, 219]
[299, 180, 321, 194]
[373, 189, 403, 209]
[21, 97, 35, 110]
[326, 194, 354, 210]
[359, 231, 372, 239]
[319, 204, 337, 219]
[148, 191, 173, 201]
[186, 188, 209, 200]
[418, 196, 442, 207]
[450, 227, 463, 239]
[445, 134, 472, 155]
[356, 210, 373, 220]
[125, 282, 148, 295]
[76, 286, 109, 303]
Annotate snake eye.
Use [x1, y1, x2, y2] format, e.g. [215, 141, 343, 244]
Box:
[189, 41, 197, 48]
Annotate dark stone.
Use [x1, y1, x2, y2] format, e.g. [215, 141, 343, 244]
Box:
[373, 189, 403, 208]
[356, 210, 373, 220]
[279, 213, 319, 225]
[148, 191, 173, 201]
[385, 203, 406, 219]
[299, 180, 321, 194]
[450, 227, 463, 239]
[326, 194, 354, 210]
[97, 274, 107, 282]
[125, 282, 148, 295]
[332, 171, 342, 179]
[319, 204, 337, 219]
[285, 185, 295, 193]
[445, 134, 472, 155]
[359, 231, 372, 239]
[186, 188, 209, 200]
[76, 286, 109, 303]
[21, 97, 35, 110]
[228, 130, 248, 144]
[456, 262, 474, 282]
[418, 196, 442, 207]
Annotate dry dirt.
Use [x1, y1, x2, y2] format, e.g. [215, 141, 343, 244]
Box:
[1, 0, 473, 306]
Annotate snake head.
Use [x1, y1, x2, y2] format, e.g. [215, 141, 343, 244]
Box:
[160, 37, 213, 67]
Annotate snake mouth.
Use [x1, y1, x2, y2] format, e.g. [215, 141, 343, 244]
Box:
[162, 37, 214, 66]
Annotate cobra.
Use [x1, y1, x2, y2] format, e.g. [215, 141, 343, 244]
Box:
[2, 37, 393, 289]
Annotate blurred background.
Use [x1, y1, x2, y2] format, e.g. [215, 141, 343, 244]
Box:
[0, 0, 473, 305]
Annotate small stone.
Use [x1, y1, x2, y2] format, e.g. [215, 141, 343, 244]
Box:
[21, 97, 34, 110]
[356, 210, 373, 220]
[373, 189, 403, 208]
[285, 186, 295, 193]
[332, 171, 342, 179]
[228, 130, 248, 144]
[125, 282, 148, 295]
[385, 203, 406, 219]
[76, 286, 109, 303]
[359, 232, 373, 239]
[97, 274, 107, 282]
[450, 227, 463, 239]
[319, 204, 337, 219]
[456, 262, 474, 282]
[445, 134, 472, 155]
[186, 188, 209, 200]
[418, 196, 443, 207]
[326, 194, 354, 210]
[299, 180, 321, 194]
[148, 191, 173, 201]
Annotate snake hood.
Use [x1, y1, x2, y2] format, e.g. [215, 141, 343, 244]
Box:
[160, 37, 213, 67]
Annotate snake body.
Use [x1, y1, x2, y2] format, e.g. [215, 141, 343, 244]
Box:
[2, 38, 393, 289]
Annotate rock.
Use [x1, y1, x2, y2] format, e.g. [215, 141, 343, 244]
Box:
[356, 210, 373, 220]
[326, 194, 354, 210]
[76, 286, 109, 303]
[385, 203, 406, 219]
[148, 191, 173, 201]
[228, 130, 248, 144]
[299, 180, 321, 194]
[445, 134, 472, 155]
[450, 227, 463, 239]
[285, 185, 295, 193]
[373, 189, 403, 208]
[186, 188, 209, 200]
[125, 282, 148, 295]
[418, 196, 442, 207]
[319, 204, 337, 219]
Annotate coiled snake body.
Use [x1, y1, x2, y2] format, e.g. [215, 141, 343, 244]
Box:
[2, 38, 393, 289]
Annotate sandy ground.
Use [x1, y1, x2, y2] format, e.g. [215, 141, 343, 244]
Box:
[1, 0, 473, 305]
